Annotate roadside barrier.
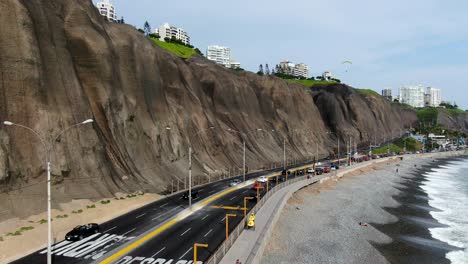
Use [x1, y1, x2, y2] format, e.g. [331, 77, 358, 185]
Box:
[204, 175, 306, 264]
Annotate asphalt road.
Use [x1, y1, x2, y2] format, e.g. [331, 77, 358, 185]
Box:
[12, 162, 311, 264]
[99, 171, 305, 264]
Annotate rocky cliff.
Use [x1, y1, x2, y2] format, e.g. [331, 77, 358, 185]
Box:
[0, 0, 417, 219]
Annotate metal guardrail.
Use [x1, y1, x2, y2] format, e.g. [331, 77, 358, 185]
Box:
[204, 175, 305, 264]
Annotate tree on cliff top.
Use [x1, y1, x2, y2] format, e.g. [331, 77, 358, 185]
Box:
[144, 21, 151, 36]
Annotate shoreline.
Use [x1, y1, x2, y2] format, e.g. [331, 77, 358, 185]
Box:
[261, 153, 464, 264]
[372, 156, 466, 264]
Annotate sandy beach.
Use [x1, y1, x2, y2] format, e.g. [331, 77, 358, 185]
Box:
[261, 155, 457, 264]
[0, 192, 161, 263]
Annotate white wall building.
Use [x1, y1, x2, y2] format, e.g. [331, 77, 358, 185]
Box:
[293, 63, 309, 78]
[154, 23, 190, 45]
[96, 0, 117, 22]
[279, 61, 309, 78]
[322, 71, 333, 81]
[400, 85, 425, 108]
[425, 87, 441, 107]
[206, 45, 240, 69]
[382, 88, 392, 101]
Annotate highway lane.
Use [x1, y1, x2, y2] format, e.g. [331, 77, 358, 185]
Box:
[100, 172, 306, 264]
[12, 162, 311, 264]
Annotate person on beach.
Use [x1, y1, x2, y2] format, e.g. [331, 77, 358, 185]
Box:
[236, 259, 242, 264]
[359, 222, 368, 227]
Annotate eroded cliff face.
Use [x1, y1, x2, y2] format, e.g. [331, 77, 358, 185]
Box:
[437, 110, 468, 132]
[0, 0, 416, 218]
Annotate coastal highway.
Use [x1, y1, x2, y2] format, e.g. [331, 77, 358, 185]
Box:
[12, 162, 312, 264]
[96, 173, 302, 264]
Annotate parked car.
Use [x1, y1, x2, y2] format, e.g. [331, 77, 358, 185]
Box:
[65, 223, 99, 241]
[229, 179, 242, 186]
[182, 190, 199, 200]
[322, 167, 331, 173]
[297, 169, 304, 175]
[330, 163, 339, 170]
[281, 170, 290, 176]
[257, 176, 268, 182]
[306, 168, 314, 174]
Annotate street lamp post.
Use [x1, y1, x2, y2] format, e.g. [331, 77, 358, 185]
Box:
[227, 128, 263, 183]
[3, 119, 93, 264]
[187, 127, 215, 210]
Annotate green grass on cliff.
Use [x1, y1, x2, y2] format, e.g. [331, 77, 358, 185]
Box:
[286, 79, 337, 87]
[150, 38, 196, 59]
[355, 89, 380, 97]
[372, 137, 422, 154]
[415, 107, 438, 123]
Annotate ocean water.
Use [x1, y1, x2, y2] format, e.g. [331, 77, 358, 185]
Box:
[421, 159, 468, 264]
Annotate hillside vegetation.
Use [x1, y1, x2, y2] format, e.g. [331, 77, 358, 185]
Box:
[150, 38, 196, 59]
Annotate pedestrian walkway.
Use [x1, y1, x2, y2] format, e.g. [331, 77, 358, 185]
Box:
[220, 176, 319, 264]
[220, 158, 396, 264]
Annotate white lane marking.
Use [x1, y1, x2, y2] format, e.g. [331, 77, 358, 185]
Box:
[229, 195, 238, 201]
[151, 247, 166, 258]
[213, 183, 223, 187]
[179, 247, 193, 260]
[209, 190, 216, 194]
[242, 190, 248, 194]
[201, 214, 209, 221]
[136, 213, 146, 219]
[198, 189, 204, 192]
[152, 206, 180, 221]
[103, 226, 116, 233]
[160, 202, 169, 208]
[180, 227, 191, 237]
[221, 216, 226, 222]
[204, 229, 213, 237]
[121, 228, 136, 236]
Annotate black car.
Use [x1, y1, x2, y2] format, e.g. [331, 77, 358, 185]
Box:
[65, 223, 99, 241]
[269, 175, 286, 182]
[182, 190, 199, 200]
[315, 168, 324, 175]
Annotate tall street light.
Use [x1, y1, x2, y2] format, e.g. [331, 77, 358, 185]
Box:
[187, 126, 215, 210]
[227, 128, 262, 183]
[3, 119, 93, 264]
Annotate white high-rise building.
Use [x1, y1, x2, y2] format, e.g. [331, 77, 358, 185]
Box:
[154, 23, 190, 45]
[425, 87, 441, 107]
[96, 0, 117, 22]
[382, 88, 393, 101]
[207, 45, 231, 67]
[279, 61, 309, 78]
[293, 63, 309, 78]
[400, 85, 425, 108]
[206, 45, 241, 69]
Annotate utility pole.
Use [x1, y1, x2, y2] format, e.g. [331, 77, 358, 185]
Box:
[189, 146, 192, 210]
[283, 138, 286, 170]
[243, 140, 246, 182]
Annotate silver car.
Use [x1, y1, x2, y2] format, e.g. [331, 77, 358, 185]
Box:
[229, 179, 242, 186]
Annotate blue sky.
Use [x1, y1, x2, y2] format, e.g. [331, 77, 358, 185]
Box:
[98, 0, 468, 109]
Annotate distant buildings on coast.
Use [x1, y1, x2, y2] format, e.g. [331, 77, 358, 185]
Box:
[206, 45, 241, 69]
[153, 23, 191, 45]
[382, 86, 442, 108]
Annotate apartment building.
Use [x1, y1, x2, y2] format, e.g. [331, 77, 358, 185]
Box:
[96, 0, 117, 22]
[206, 45, 240, 69]
[424, 87, 441, 107]
[382, 88, 393, 101]
[154, 23, 191, 45]
[399, 85, 425, 108]
[278, 61, 309, 78]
